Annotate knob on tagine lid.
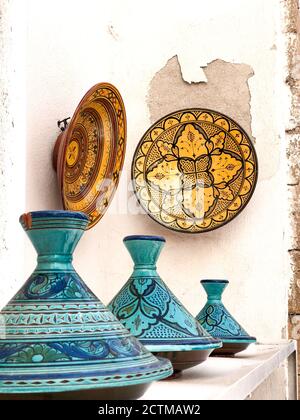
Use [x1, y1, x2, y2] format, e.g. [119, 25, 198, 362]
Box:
[53, 83, 127, 229]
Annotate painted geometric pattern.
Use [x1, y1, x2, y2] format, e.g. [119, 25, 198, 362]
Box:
[109, 276, 216, 344]
[196, 303, 252, 339]
[132, 109, 257, 233]
[0, 269, 173, 392]
[0, 359, 171, 393]
[0, 271, 151, 366]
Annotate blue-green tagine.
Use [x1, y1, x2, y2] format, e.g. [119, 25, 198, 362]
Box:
[196, 280, 256, 355]
[109, 236, 222, 376]
[0, 211, 172, 400]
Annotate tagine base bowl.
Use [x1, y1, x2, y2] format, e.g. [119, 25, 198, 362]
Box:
[0, 383, 149, 401]
[154, 349, 214, 377]
[211, 342, 253, 356]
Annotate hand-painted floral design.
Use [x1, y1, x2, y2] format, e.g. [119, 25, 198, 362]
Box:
[16, 273, 94, 300]
[147, 123, 242, 219]
[109, 276, 211, 339]
[5, 343, 70, 364]
[133, 110, 257, 233]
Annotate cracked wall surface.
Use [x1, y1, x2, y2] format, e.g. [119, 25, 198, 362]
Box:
[285, 0, 300, 397]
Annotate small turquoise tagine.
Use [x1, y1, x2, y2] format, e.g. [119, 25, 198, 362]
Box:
[109, 236, 222, 376]
[0, 212, 172, 400]
[196, 280, 256, 355]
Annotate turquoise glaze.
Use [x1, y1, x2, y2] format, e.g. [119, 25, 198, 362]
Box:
[196, 280, 256, 344]
[0, 212, 172, 397]
[109, 236, 222, 353]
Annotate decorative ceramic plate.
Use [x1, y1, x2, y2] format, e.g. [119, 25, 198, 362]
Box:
[55, 83, 126, 229]
[132, 109, 258, 233]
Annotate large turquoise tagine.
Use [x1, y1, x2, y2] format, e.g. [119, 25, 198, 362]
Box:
[0, 212, 172, 400]
[109, 236, 222, 377]
[196, 280, 256, 355]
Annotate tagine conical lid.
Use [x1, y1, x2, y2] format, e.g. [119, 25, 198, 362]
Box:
[0, 212, 172, 399]
[196, 280, 256, 355]
[52, 83, 126, 229]
[109, 236, 221, 373]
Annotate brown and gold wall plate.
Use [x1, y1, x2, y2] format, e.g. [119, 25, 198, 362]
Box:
[132, 109, 258, 233]
[53, 83, 127, 229]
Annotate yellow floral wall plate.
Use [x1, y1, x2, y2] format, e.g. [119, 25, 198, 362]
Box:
[54, 83, 126, 229]
[132, 109, 258, 233]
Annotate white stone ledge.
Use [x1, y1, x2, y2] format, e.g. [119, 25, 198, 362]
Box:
[141, 341, 297, 400]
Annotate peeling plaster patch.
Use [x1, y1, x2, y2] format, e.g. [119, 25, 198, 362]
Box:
[147, 56, 255, 141]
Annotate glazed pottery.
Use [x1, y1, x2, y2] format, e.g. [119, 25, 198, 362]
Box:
[53, 83, 126, 229]
[132, 108, 258, 233]
[0, 212, 172, 400]
[196, 280, 256, 355]
[108, 236, 222, 376]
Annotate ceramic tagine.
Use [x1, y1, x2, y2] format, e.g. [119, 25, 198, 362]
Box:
[108, 236, 222, 377]
[196, 280, 256, 355]
[0, 212, 173, 400]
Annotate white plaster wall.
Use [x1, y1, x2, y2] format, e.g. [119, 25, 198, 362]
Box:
[0, 0, 27, 306]
[0, 0, 290, 342]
